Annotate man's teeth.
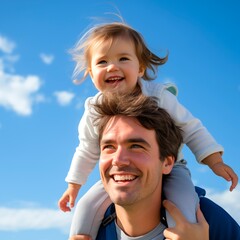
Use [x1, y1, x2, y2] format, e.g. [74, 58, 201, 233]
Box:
[113, 175, 136, 181]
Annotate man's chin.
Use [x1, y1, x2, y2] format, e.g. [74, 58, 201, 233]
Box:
[108, 190, 137, 206]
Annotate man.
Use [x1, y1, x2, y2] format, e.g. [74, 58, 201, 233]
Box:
[70, 92, 239, 240]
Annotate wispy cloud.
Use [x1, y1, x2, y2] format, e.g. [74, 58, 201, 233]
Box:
[206, 186, 240, 224]
[0, 35, 15, 54]
[0, 188, 239, 233]
[40, 53, 54, 65]
[0, 207, 72, 233]
[0, 36, 18, 73]
[54, 91, 75, 106]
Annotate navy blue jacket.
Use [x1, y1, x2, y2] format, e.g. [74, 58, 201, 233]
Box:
[96, 187, 240, 240]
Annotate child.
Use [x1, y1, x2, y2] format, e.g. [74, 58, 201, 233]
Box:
[58, 22, 238, 238]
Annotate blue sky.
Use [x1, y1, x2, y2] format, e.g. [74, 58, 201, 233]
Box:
[0, 0, 239, 239]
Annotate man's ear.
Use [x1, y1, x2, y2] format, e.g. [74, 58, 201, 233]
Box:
[162, 156, 175, 175]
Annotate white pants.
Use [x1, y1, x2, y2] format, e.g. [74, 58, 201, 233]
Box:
[69, 163, 199, 239]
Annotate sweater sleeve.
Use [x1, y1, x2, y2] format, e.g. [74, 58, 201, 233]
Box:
[159, 89, 224, 163]
[65, 95, 100, 185]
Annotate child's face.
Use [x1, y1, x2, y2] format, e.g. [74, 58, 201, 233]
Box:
[89, 36, 144, 93]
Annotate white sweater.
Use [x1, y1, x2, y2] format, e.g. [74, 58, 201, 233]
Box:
[65, 79, 224, 185]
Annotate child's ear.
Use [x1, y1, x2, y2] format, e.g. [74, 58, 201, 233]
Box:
[138, 66, 145, 78]
[88, 68, 93, 78]
[162, 156, 175, 175]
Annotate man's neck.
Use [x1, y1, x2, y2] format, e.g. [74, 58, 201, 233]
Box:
[115, 200, 162, 237]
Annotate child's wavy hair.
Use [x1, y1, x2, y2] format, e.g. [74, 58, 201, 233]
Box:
[71, 21, 168, 83]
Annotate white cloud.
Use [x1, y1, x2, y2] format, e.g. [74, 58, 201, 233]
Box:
[0, 35, 44, 116]
[0, 188, 239, 233]
[0, 70, 44, 116]
[0, 35, 16, 53]
[40, 53, 54, 65]
[54, 91, 75, 106]
[0, 207, 72, 232]
[206, 186, 240, 224]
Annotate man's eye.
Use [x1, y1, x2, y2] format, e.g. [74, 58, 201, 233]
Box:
[102, 145, 114, 150]
[131, 144, 143, 149]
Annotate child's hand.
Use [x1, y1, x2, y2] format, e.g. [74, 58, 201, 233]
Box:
[58, 183, 81, 212]
[210, 162, 238, 191]
[202, 153, 238, 191]
[69, 235, 91, 240]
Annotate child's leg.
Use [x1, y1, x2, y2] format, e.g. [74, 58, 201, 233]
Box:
[163, 163, 199, 227]
[69, 180, 112, 239]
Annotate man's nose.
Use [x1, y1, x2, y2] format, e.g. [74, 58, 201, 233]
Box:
[112, 148, 130, 166]
[107, 62, 119, 72]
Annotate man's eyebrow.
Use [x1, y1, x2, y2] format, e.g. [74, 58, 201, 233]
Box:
[100, 139, 114, 145]
[126, 138, 151, 147]
[100, 138, 150, 146]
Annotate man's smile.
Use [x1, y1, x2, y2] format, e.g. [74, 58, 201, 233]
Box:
[112, 174, 137, 182]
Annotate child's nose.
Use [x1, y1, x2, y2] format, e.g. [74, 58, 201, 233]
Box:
[107, 62, 119, 72]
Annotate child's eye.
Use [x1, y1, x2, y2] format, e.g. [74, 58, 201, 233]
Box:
[120, 57, 129, 61]
[97, 60, 107, 65]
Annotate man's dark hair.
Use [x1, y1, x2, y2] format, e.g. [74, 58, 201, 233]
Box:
[93, 91, 183, 161]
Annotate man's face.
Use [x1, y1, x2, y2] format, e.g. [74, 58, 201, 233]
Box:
[99, 115, 168, 207]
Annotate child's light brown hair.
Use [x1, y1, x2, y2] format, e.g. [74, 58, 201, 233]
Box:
[71, 22, 168, 83]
